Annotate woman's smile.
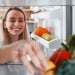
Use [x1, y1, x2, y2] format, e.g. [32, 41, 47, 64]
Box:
[10, 27, 24, 35]
[11, 27, 22, 31]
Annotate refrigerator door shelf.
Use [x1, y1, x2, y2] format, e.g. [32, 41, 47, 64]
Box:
[31, 33, 62, 49]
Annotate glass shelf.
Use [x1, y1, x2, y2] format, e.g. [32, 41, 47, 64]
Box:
[0, 0, 74, 6]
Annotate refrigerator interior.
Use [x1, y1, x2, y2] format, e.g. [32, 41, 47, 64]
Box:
[0, 0, 74, 75]
[30, 6, 66, 59]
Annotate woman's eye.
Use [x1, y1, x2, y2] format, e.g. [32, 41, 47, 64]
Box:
[19, 20, 24, 22]
[10, 20, 15, 22]
[9, 19, 24, 23]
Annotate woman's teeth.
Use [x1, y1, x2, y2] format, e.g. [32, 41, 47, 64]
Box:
[12, 28, 21, 30]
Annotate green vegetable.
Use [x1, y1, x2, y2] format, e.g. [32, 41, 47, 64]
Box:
[66, 34, 75, 58]
[66, 35, 75, 47]
[55, 59, 75, 75]
[60, 34, 75, 59]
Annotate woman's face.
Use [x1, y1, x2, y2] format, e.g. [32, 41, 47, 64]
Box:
[4, 10, 26, 37]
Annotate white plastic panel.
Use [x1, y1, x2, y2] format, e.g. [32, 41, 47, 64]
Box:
[31, 33, 62, 49]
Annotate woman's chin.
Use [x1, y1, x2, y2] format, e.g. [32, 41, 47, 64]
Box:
[11, 33, 21, 36]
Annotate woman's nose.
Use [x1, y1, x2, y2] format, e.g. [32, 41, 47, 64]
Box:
[14, 21, 19, 26]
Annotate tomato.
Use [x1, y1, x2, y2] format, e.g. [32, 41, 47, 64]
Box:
[33, 26, 49, 36]
[49, 48, 71, 67]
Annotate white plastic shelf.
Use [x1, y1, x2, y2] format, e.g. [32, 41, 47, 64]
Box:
[31, 33, 62, 49]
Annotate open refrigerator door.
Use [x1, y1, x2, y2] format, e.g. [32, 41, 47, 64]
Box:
[30, 6, 66, 59]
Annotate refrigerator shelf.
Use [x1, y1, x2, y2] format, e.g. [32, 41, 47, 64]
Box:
[31, 33, 62, 49]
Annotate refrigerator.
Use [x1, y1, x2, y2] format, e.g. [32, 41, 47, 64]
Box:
[30, 5, 66, 58]
[0, 0, 73, 75]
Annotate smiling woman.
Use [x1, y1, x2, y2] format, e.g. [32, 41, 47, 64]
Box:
[1, 7, 28, 44]
[0, 7, 48, 75]
[0, 7, 29, 75]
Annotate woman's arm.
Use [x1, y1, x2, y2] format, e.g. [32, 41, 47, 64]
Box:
[0, 40, 48, 74]
[0, 45, 12, 64]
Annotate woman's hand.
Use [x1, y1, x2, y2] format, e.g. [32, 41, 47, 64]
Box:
[9, 40, 48, 74]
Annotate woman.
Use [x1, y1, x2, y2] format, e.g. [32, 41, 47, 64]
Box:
[0, 7, 47, 75]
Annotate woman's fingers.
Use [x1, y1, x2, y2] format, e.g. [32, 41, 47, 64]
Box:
[30, 40, 48, 69]
[11, 40, 48, 74]
[18, 46, 35, 74]
[11, 50, 19, 63]
[24, 43, 43, 70]
[20, 55, 35, 75]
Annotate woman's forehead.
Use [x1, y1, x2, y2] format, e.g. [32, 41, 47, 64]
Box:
[6, 10, 25, 19]
[7, 10, 24, 17]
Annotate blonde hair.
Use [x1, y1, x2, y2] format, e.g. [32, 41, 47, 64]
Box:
[1, 7, 28, 44]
